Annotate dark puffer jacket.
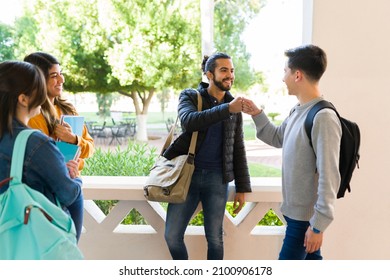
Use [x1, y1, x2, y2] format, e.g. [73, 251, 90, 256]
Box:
[163, 82, 251, 193]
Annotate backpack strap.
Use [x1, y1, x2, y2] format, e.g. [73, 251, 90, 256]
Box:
[9, 129, 39, 186]
[304, 100, 339, 147]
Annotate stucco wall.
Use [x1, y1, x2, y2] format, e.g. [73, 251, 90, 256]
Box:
[311, 0, 390, 259]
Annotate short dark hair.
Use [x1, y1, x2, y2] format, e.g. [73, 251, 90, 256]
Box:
[201, 52, 231, 74]
[0, 61, 47, 137]
[284, 45, 327, 81]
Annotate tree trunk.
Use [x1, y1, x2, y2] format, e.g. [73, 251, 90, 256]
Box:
[201, 0, 214, 57]
[118, 89, 154, 142]
[135, 114, 148, 142]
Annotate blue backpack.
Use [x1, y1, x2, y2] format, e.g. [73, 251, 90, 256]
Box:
[0, 129, 83, 259]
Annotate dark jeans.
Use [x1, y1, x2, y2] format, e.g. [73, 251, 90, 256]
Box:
[164, 168, 228, 260]
[279, 215, 323, 260]
[67, 193, 84, 242]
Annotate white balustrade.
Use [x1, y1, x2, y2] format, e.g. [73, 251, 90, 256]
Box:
[79, 176, 285, 260]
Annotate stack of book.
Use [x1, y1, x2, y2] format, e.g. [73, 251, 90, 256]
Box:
[56, 115, 84, 162]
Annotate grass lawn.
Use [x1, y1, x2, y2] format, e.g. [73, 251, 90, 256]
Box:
[248, 162, 281, 177]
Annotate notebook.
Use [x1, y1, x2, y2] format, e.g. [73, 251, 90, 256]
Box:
[56, 141, 81, 162]
[60, 115, 84, 136]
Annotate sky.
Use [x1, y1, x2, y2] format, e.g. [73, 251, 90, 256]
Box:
[0, 0, 22, 25]
[243, 0, 303, 86]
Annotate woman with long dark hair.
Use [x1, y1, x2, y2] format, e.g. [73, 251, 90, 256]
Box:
[24, 52, 94, 171]
[0, 60, 83, 242]
[24, 52, 94, 241]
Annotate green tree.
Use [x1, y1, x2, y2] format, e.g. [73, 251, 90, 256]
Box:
[14, 0, 126, 121]
[104, 0, 201, 141]
[14, 0, 201, 142]
[12, 11, 40, 59]
[0, 23, 15, 60]
[214, 0, 266, 91]
[18, 0, 118, 93]
[11, 0, 267, 142]
[157, 88, 172, 120]
[96, 93, 115, 119]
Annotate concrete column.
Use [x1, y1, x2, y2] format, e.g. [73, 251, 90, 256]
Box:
[200, 0, 214, 57]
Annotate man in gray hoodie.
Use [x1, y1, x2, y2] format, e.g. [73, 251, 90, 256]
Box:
[242, 45, 341, 260]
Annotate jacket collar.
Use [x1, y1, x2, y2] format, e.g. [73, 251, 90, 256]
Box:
[197, 82, 234, 102]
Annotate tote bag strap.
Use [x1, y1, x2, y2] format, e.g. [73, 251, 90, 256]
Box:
[188, 91, 201, 156]
[161, 90, 202, 156]
[162, 117, 180, 152]
[9, 129, 38, 186]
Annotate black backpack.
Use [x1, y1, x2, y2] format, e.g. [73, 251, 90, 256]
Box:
[305, 100, 361, 198]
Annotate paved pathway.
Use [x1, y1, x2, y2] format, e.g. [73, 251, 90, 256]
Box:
[245, 140, 282, 169]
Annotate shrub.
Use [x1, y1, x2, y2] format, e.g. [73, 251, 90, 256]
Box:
[267, 112, 281, 122]
[83, 142, 157, 225]
[83, 143, 157, 176]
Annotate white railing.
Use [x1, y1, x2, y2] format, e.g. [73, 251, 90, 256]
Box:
[79, 176, 285, 260]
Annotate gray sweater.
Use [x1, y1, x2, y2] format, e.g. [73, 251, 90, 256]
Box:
[252, 97, 341, 232]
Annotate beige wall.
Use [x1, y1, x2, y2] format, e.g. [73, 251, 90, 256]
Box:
[311, 0, 390, 259]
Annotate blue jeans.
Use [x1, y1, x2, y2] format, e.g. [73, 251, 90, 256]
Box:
[66, 193, 84, 242]
[164, 168, 228, 260]
[278, 215, 323, 260]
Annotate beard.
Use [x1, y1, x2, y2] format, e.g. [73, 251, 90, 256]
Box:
[213, 77, 233, 91]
